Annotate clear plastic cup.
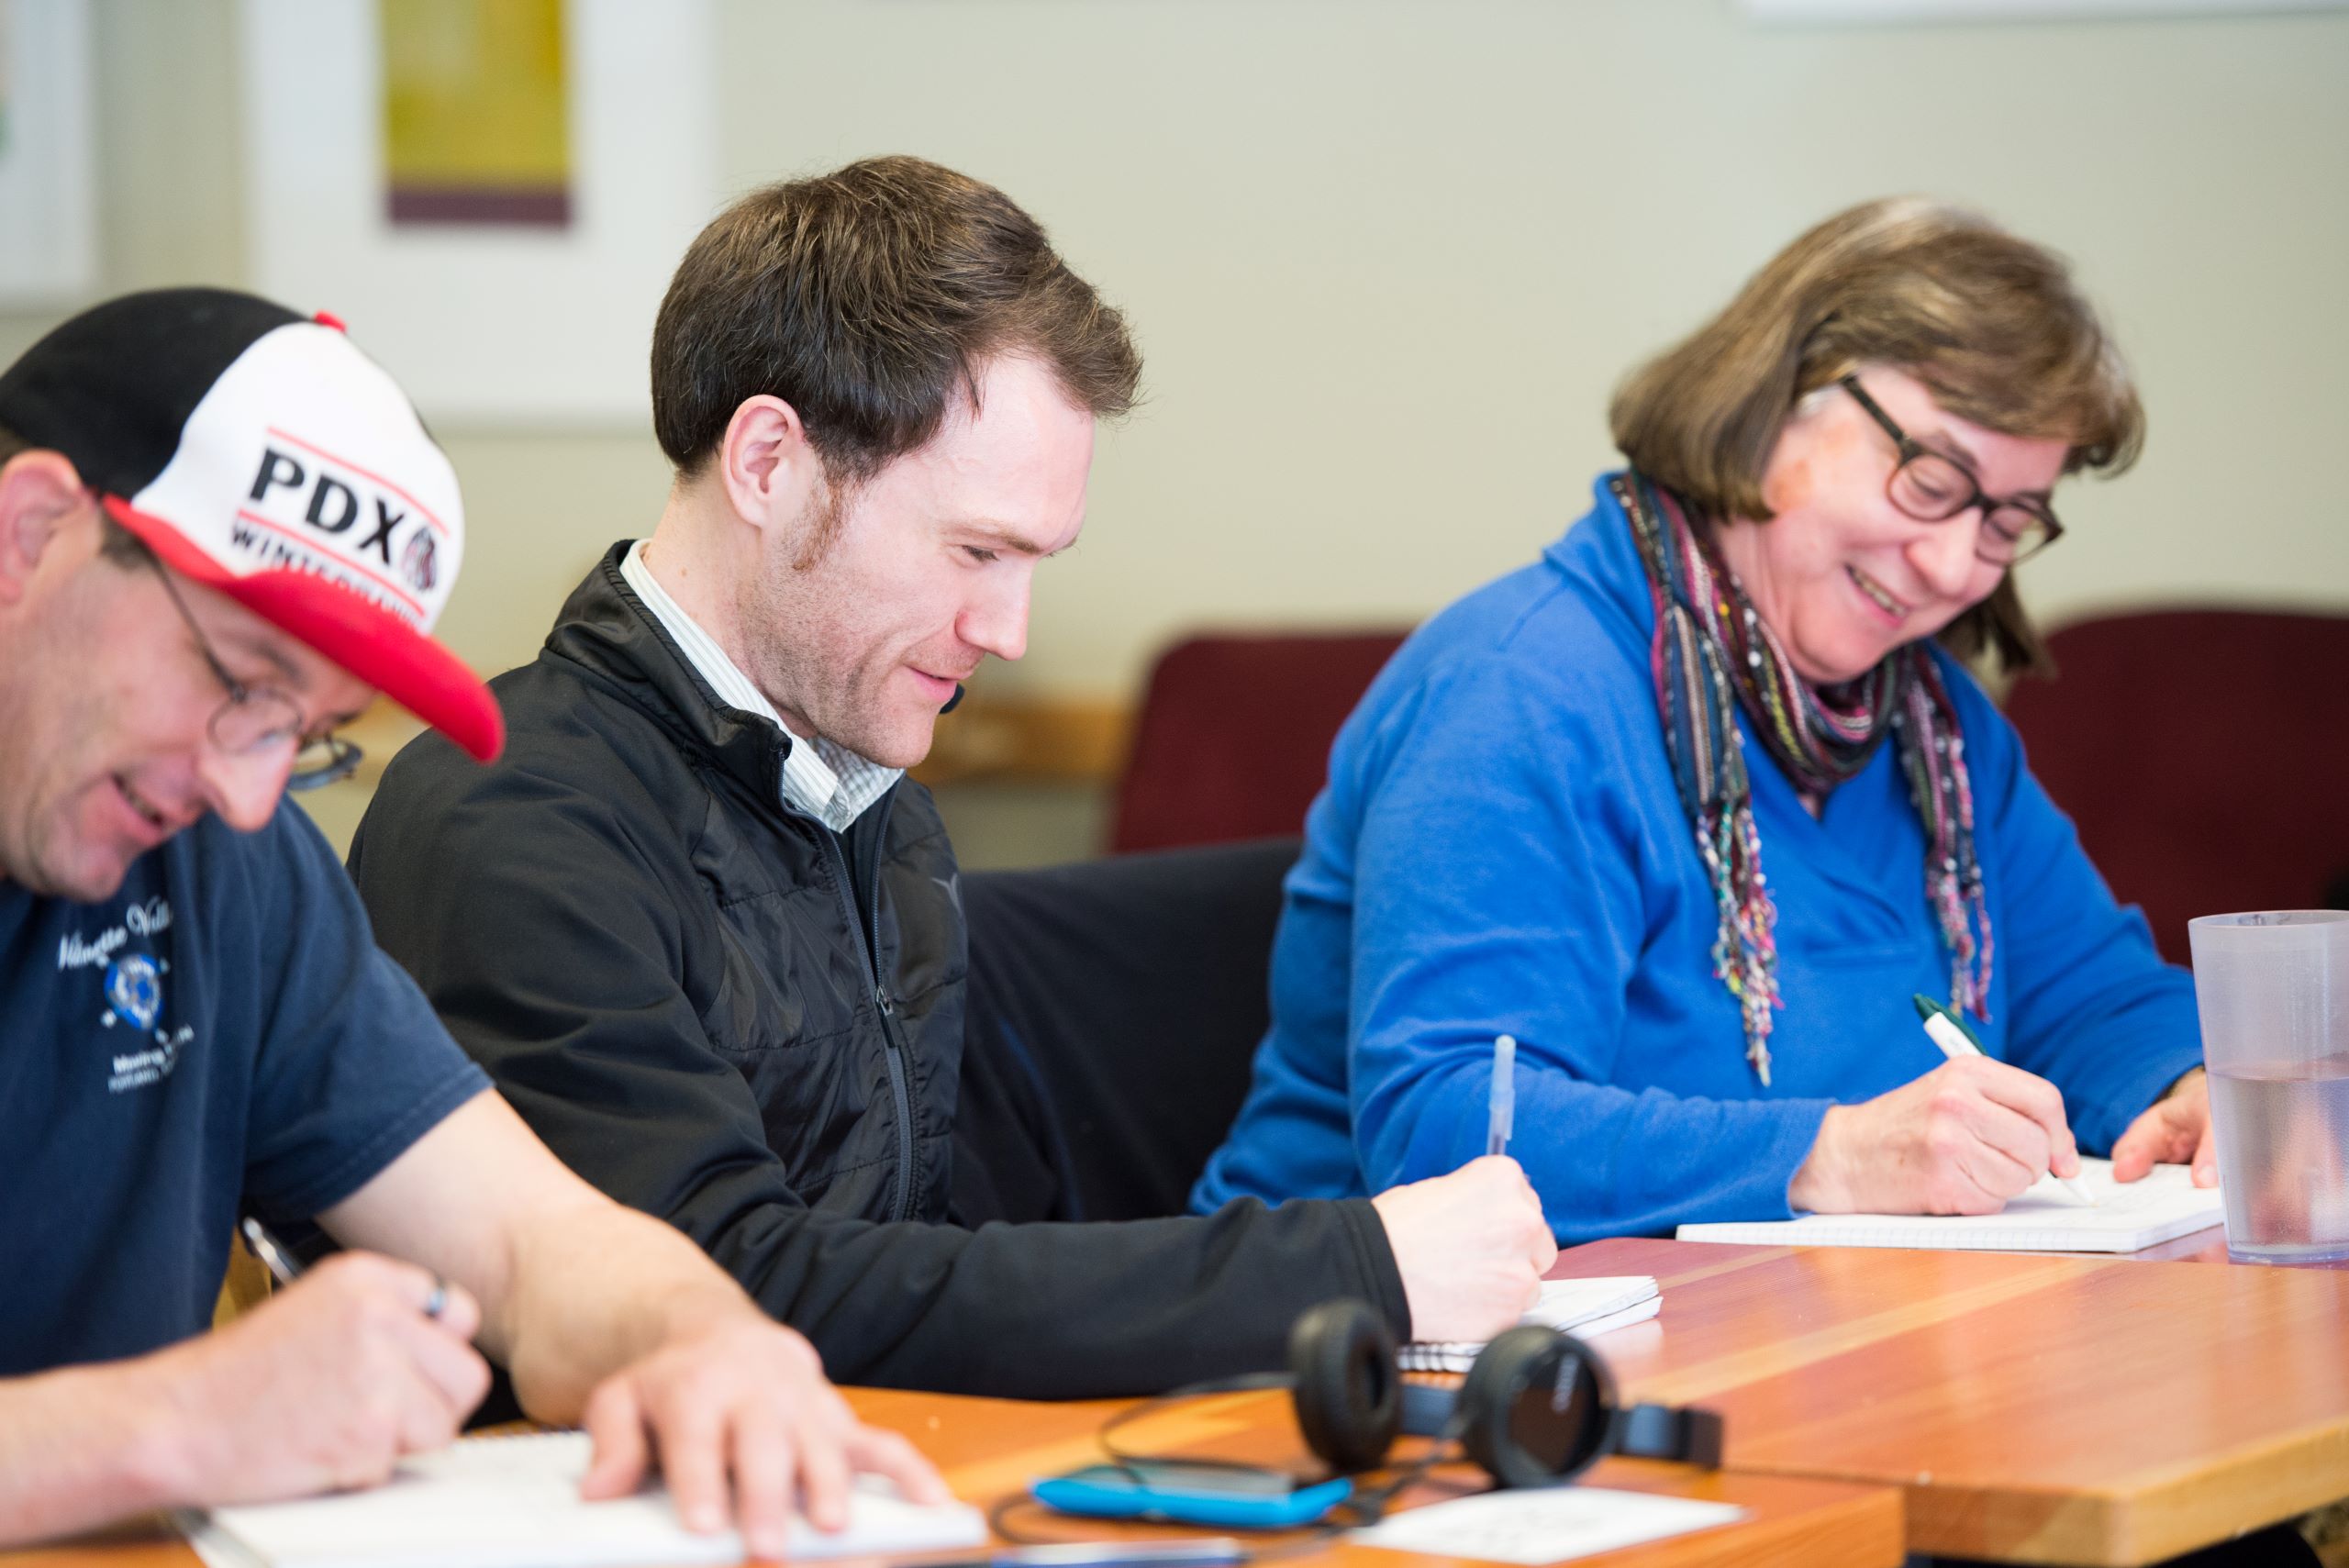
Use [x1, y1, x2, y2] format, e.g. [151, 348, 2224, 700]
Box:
[2188, 910, 2349, 1264]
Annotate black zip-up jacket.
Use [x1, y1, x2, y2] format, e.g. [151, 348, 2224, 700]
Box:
[348, 546, 1408, 1396]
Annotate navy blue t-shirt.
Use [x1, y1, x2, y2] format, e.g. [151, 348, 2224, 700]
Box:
[0, 801, 487, 1377]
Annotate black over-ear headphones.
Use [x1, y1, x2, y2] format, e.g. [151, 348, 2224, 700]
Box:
[1286, 1299, 1722, 1488]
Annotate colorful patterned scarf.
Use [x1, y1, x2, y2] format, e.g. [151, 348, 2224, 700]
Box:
[1616, 472, 1993, 1085]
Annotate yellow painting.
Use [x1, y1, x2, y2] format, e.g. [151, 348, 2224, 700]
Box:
[381, 0, 570, 227]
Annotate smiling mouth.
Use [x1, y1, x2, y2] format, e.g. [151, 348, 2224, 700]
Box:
[116, 776, 172, 834]
[1846, 566, 1909, 620]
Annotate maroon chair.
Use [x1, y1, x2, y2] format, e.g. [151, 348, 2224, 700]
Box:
[2001, 608, 2349, 965]
[1108, 630, 1409, 853]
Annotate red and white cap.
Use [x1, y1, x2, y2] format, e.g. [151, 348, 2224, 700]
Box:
[0, 288, 502, 760]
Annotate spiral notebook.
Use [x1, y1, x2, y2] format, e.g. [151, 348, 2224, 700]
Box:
[1674, 1159, 2222, 1253]
[1399, 1275, 1661, 1373]
[181, 1429, 986, 1568]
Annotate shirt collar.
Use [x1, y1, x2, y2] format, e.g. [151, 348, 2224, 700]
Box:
[619, 539, 899, 831]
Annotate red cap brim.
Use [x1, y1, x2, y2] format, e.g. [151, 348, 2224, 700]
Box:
[106, 496, 505, 762]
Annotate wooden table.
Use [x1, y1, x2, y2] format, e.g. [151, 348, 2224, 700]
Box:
[2, 1385, 1901, 1568]
[1558, 1237, 2349, 1564]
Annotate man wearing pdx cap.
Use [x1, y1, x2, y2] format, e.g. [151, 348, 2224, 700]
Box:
[0, 289, 943, 1547]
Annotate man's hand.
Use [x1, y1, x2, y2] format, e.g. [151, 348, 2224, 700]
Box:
[1371, 1155, 1555, 1342]
[1787, 1057, 2082, 1215]
[575, 1307, 949, 1559]
[146, 1251, 490, 1506]
[2111, 1068, 2217, 1186]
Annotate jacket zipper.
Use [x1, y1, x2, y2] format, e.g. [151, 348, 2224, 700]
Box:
[807, 793, 918, 1226]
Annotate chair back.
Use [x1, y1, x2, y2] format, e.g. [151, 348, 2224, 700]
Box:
[953, 839, 1301, 1223]
[2001, 607, 2349, 964]
[1109, 631, 1408, 852]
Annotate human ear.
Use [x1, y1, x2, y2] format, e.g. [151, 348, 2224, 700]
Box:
[0, 450, 90, 608]
[716, 395, 821, 534]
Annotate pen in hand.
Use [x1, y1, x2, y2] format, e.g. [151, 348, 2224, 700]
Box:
[239, 1215, 306, 1288]
[1910, 995, 2095, 1205]
[1487, 1033, 1516, 1159]
[240, 1215, 453, 1320]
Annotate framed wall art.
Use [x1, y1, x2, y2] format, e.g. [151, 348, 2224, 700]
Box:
[240, 0, 720, 426]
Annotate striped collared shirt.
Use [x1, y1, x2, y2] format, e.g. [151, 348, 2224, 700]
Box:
[619, 539, 899, 832]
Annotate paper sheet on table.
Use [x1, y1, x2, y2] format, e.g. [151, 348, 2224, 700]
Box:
[1675, 1159, 2221, 1252]
[181, 1430, 985, 1568]
[1351, 1485, 1746, 1564]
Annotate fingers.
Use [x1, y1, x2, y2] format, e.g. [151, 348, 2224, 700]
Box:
[387, 1365, 470, 1462]
[652, 1399, 730, 1535]
[1957, 1098, 2054, 1190]
[790, 1403, 855, 1537]
[378, 1304, 492, 1419]
[2110, 1104, 2165, 1183]
[846, 1426, 952, 1505]
[2192, 1117, 2220, 1187]
[280, 1259, 490, 1459]
[1962, 1059, 2078, 1178]
[418, 1275, 483, 1342]
[579, 1378, 650, 1501]
[1944, 1125, 2038, 1210]
[728, 1401, 803, 1558]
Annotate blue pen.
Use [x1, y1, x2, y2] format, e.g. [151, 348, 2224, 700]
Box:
[1486, 1034, 1517, 1158]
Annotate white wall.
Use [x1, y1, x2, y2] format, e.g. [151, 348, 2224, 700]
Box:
[6, 0, 2346, 705]
[709, 0, 2349, 703]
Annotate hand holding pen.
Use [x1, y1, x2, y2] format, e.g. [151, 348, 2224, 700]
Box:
[132, 1220, 494, 1504]
[1910, 998, 2094, 1205]
[1787, 1003, 2088, 1217]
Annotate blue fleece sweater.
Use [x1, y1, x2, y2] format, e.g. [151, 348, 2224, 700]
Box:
[1191, 476, 2202, 1242]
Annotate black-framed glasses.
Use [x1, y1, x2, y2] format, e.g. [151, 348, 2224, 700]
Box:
[147, 562, 363, 791]
[1839, 375, 2065, 566]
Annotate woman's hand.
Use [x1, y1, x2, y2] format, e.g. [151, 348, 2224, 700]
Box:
[2110, 1068, 2217, 1186]
[1787, 1056, 2082, 1214]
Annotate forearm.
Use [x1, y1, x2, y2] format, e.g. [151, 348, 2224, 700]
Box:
[1360, 1062, 1833, 1240]
[496, 1199, 754, 1424]
[0, 1355, 202, 1546]
[713, 1196, 1408, 1398]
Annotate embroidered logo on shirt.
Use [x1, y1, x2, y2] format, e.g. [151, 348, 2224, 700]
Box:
[104, 954, 162, 1031]
[70, 898, 191, 1093]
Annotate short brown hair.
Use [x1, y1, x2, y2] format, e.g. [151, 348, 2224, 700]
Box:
[651, 156, 1141, 488]
[1610, 197, 2143, 675]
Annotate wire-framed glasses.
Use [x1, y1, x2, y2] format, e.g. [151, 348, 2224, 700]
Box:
[148, 561, 363, 791]
[1839, 374, 2065, 566]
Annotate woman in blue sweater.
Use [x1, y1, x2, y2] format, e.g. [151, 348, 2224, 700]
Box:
[1193, 199, 2217, 1242]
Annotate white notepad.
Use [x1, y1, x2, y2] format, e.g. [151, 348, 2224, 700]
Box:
[181, 1430, 986, 1568]
[1675, 1159, 2222, 1253]
[1399, 1275, 1661, 1373]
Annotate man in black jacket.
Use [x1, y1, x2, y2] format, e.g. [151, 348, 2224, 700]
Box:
[351, 157, 1553, 1399]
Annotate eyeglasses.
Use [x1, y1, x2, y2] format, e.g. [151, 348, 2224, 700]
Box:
[147, 561, 363, 791]
[1839, 375, 2065, 566]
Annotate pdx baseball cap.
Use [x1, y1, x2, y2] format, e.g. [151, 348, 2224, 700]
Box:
[0, 287, 502, 761]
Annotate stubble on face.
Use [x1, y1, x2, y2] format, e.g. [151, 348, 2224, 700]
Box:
[0, 545, 190, 900]
[735, 473, 952, 769]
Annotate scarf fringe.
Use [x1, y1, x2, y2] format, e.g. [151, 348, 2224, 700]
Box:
[1620, 473, 1996, 1083]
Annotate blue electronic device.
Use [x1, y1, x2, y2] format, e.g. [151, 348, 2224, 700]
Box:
[1030, 1462, 1353, 1531]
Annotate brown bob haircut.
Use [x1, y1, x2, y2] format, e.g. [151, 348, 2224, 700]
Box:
[1610, 196, 2143, 676]
[651, 156, 1141, 498]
